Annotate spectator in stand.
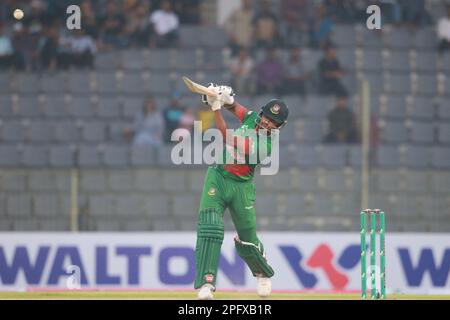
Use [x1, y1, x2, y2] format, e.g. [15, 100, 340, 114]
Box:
[317, 45, 348, 96]
[309, 4, 333, 48]
[99, 1, 126, 49]
[223, 0, 254, 56]
[228, 47, 255, 94]
[398, 0, 429, 28]
[438, 5, 450, 54]
[149, 0, 180, 48]
[280, 0, 310, 47]
[325, 0, 355, 24]
[253, 0, 281, 49]
[69, 29, 97, 69]
[80, 0, 100, 40]
[11, 22, 28, 70]
[172, 0, 201, 25]
[163, 92, 185, 143]
[123, 1, 151, 47]
[324, 95, 358, 144]
[0, 23, 14, 70]
[178, 107, 196, 141]
[37, 24, 59, 71]
[124, 98, 164, 147]
[283, 47, 311, 96]
[256, 48, 284, 95]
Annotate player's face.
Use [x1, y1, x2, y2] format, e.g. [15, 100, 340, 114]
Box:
[256, 115, 279, 134]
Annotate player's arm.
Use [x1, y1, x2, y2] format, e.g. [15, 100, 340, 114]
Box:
[214, 109, 250, 154]
[224, 101, 249, 123]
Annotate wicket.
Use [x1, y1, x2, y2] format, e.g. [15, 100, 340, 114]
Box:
[360, 209, 386, 299]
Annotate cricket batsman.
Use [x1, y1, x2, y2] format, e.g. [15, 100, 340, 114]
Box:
[194, 83, 289, 299]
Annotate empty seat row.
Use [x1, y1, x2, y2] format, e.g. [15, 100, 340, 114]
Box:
[1, 144, 448, 169]
[332, 25, 438, 50]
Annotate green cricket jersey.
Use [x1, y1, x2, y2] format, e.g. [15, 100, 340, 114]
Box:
[217, 111, 272, 182]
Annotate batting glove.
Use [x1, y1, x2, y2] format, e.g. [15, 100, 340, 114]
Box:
[201, 83, 222, 111]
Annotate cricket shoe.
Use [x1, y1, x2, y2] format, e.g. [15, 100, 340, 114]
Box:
[197, 284, 214, 300]
[257, 276, 271, 298]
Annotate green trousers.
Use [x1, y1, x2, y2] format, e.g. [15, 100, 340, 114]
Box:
[194, 166, 259, 289]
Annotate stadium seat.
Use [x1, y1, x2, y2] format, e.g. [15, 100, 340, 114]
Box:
[385, 28, 413, 49]
[320, 145, 348, 168]
[49, 146, 75, 167]
[296, 145, 319, 168]
[201, 27, 227, 48]
[68, 97, 96, 118]
[349, 146, 362, 167]
[122, 97, 144, 118]
[95, 52, 120, 70]
[42, 96, 68, 118]
[16, 97, 41, 117]
[0, 145, 19, 167]
[179, 26, 203, 48]
[437, 123, 450, 144]
[382, 95, 407, 119]
[143, 194, 170, 216]
[363, 73, 384, 94]
[414, 52, 438, 73]
[300, 121, 323, 143]
[121, 73, 147, 94]
[359, 29, 384, 48]
[149, 49, 172, 71]
[203, 49, 225, 71]
[16, 73, 40, 94]
[103, 145, 129, 167]
[387, 74, 411, 94]
[67, 72, 93, 94]
[21, 145, 49, 167]
[437, 100, 450, 120]
[0, 73, 13, 93]
[415, 74, 438, 96]
[54, 121, 80, 142]
[122, 50, 147, 70]
[149, 73, 171, 95]
[1, 121, 27, 142]
[305, 96, 334, 118]
[97, 97, 121, 119]
[81, 121, 107, 143]
[41, 74, 67, 93]
[375, 146, 401, 167]
[361, 50, 383, 71]
[131, 145, 157, 166]
[255, 194, 279, 216]
[382, 121, 408, 144]
[283, 195, 306, 216]
[95, 72, 119, 93]
[386, 51, 411, 72]
[173, 195, 198, 217]
[410, 121, 435, 144]
[29, 121, 55, 143]
[403, 146, 431, 169]
[431, 147, 450, 169]
[413, 28, 437, 49]
[408, 96, 435, 120]
[0, 94, 13, 118]
[78, 145, 102, 167]
[332, 25, 357, 47]
[7, 194, 33, 216]
[172, 49, 199, 71]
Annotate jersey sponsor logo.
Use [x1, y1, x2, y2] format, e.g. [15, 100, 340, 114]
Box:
[245, 205, 254, 210]
[207, 188, 216, 196]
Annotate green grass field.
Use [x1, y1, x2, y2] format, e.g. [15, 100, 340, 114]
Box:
[0, 292, 449, 300]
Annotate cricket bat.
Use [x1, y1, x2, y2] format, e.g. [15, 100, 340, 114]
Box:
[182, 76, 218, 97]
